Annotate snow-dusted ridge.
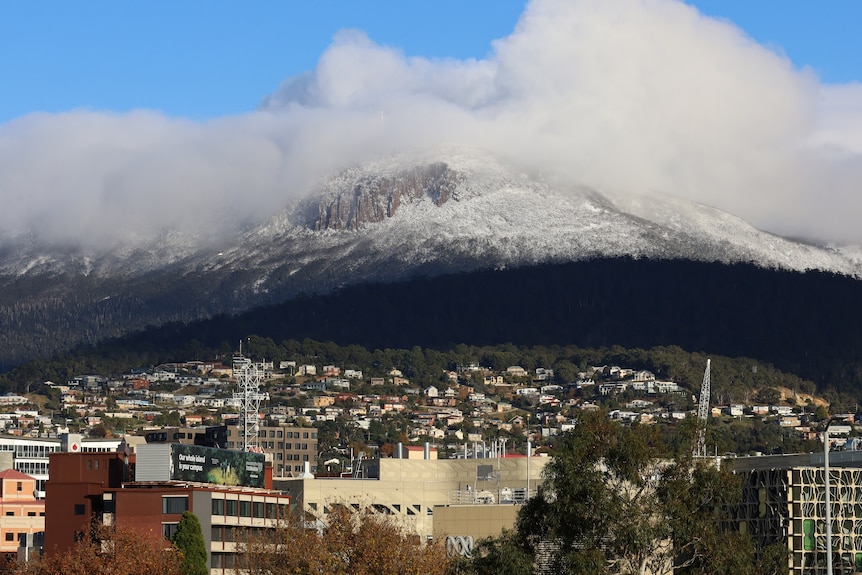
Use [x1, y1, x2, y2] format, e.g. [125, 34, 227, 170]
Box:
[2, 147, 862, 366]
[2, 147, 861, 282]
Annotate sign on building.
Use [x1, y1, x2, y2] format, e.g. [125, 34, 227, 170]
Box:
[171, 444, 265, 488]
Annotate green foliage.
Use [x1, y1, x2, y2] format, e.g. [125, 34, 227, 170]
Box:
[755, 387, 782, 405]
[467, 529, 533, 575]
[171, 511, 208, 575]
[464, 413, 767, 575]
[516, 411, 672, 574]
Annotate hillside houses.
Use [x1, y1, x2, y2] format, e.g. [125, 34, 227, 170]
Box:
[6, 350, 833, 473]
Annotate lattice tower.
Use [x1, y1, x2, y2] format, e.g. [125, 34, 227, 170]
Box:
[233, 355, 263, 452]
[696, 358, 711, 457]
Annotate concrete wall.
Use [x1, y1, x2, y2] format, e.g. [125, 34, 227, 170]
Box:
[275, 456, 547, 540]
[433, 504, 520, 541]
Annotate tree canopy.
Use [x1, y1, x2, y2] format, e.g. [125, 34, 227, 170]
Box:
[171, 511, 208, 575]
[15, 523, 182, 575]
[241, 505, 453, 575]
[467, 412, 787, 575]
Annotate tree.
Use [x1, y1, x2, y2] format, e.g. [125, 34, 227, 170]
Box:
[514, 410, 672, 575]
[468, 529, 533, 575]
[755, 387, 781, 405]
[171, 511, 208, 575]
[241, 505, 453, 575]
[16, 522, 182, 575]
[486, 411, 763, 575]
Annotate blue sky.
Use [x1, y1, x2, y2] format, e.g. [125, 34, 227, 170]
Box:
[1, 1, 859, 123]
[1, 0, 862, 247]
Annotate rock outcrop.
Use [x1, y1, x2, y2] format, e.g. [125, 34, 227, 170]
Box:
[314, 163, 462, 230]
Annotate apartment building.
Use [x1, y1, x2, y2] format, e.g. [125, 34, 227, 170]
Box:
[0, 469, 44, 560]
[225, 423, 318, 477]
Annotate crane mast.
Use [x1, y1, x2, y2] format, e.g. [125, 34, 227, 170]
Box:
[696, 359, 711, 458]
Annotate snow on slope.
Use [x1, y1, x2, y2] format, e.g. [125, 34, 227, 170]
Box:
[193, 148, 862, 296]
[2, 147, 862, 284]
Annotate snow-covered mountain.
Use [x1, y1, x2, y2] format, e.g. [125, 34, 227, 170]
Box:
[1, 148, 861, 367]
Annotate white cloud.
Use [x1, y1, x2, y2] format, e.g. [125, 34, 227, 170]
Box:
[2, 0, 862, 248]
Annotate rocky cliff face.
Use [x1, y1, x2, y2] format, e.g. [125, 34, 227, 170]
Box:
[313, 162, 463, 230]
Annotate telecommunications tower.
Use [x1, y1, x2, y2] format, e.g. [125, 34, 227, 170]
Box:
[233, 354, 264, 452]
[695, 359, 711, 458]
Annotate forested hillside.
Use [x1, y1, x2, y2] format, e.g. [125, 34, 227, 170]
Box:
[3, 257, 861, 400]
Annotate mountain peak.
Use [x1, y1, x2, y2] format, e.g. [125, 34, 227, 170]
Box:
[2, 148, 862, 367]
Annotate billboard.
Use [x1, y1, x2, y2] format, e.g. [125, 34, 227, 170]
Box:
[171, 444, 265, 488]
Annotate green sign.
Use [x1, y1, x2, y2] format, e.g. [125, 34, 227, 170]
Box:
[171, 444, 265, 488]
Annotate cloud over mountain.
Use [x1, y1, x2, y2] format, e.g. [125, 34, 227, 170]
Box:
[1, 0, 861, 248]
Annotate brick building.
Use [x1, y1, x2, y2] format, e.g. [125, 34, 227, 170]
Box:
[45, 447, 291, 574]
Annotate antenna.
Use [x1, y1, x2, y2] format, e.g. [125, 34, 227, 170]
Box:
[696, 359, 711, 457]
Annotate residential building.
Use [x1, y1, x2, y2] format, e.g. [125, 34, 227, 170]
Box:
[0, 469, 44, 560]
[225, 424, 318, 477]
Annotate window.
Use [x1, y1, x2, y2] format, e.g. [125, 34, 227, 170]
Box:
[5, 533, 14, 542]
[266, 503, 276, 519]
[5, 512, 13, 517]
[27, 512, 36, 517]
[16, 481, 22, 492]
[163, 523, 178, 539]
[277, 442, 283, 449]
[269, 431, 275, 438]
[303, 432, 309, 439]
[162, 497, 189, 514]
[212, 499, 224, 515]
[240, 501, 251, 517]
[277, 431, 283, 438]
[254, 502, 264, 518]
[74, 504, 85, 515]
[211, 526, 223, 542]
[94, 459, 100, 470]
[276, 453, 283, 461]
[226, 499, 238, 517]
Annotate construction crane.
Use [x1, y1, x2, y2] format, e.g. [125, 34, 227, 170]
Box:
[695, 359, 711, 458]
